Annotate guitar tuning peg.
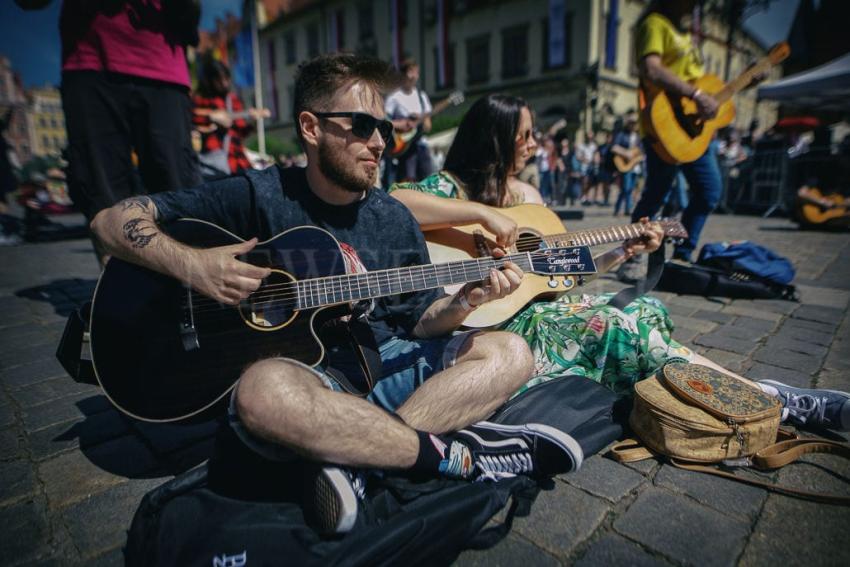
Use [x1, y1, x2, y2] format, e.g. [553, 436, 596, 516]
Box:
[548, 275, 559, 289]
[562, 277, 575, 289]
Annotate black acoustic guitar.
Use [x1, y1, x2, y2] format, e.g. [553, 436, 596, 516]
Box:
[90, 220, 596, 423]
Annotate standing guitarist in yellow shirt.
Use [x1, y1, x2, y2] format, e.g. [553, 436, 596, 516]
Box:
[623, 0, 762, 270]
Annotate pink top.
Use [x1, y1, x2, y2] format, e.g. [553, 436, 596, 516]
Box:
[60, 0, 190, 88]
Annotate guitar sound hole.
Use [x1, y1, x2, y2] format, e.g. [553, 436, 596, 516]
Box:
[241, 270, 296, 329]
[516, 232, 544, 252]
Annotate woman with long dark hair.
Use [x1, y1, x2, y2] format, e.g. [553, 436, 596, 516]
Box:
[390, 94, 779, 400]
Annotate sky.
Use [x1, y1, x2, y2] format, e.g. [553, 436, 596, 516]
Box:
[1, 0, 799, 89]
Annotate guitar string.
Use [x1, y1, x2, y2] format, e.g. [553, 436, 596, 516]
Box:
[185, 249, 589, 314]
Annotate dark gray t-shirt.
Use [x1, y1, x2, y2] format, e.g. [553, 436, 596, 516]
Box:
[149, 166, 444, 344]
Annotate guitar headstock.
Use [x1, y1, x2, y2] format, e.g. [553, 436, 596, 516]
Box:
[527, 246, 597, 276]
[658, 219, 688, 240]
[768, 42, 791, 65]
[448, 91, 465, 106]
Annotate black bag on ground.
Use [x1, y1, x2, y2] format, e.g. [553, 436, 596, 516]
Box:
[655, 260, 798, 300]
[125, 374, 628, 566]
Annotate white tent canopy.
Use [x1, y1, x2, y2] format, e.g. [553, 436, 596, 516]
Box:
[758, 52, 850, 111]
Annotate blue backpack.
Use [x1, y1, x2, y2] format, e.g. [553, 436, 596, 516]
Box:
[697, 241, 795, 286]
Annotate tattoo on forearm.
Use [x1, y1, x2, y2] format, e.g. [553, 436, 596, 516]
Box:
[120, 196, 153, 214]
[123, 218, 158, 249]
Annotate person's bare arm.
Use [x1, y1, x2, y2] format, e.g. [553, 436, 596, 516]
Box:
[90, 196, 270, 305]
[640, 54, 718, 120]
[391, 189, 519, 247]
[611, 143, 631, 158]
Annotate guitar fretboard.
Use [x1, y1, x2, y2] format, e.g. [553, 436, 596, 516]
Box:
[542, 223, 648, 248]
[293, 254, 532, 309]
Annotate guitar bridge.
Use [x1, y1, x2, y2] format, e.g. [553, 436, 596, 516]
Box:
[180, 286, 200, 351]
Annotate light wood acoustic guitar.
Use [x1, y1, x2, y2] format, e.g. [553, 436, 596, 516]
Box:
[425, 204, 687, 328]
[388, 91, 464, 159]
[613, 148, 645, 173]
[644, 42, 790, 164]
[796, 187, 850, 227]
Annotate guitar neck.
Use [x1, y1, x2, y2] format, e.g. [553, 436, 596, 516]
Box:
[714, 42, 789, 105]
[294, 253, 533, 310]
[543, 223, 649, 248]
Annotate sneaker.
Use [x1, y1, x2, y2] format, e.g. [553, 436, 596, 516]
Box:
[302, 465, 366, 535]
[450, 421, 583, 480]
[616, 254, 647, 284]
[758, 380, 850, 431]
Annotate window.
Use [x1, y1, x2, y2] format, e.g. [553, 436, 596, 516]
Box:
[432, 42, 456, 89]
[42, 135, 49, 148]
[39, 117, 46, 128]
[357, 1, 374, 41]
[466, 34, 490, 85]
[501, 25, 529, 79]
[307, 22, 320, 58]
[284, 31, 297, 65]
[542, 12, 573, 70]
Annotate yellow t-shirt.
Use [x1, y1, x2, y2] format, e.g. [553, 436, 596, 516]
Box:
[636, 12, 704, 82]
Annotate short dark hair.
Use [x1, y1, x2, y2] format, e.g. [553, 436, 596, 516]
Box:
[400, 58, 418, 73]
[292, 53, 398, 145]
[444, 94, 529, 206]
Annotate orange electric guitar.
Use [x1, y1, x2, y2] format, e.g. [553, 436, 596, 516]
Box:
[644, 42, 790, 164]
[425, 204, 687, 328]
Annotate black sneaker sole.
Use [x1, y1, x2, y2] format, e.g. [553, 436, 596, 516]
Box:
[473, 421, 584, 475]
[304, 466, 358, 535]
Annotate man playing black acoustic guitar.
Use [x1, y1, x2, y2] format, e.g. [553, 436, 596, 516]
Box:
[91, 53, 579, 535]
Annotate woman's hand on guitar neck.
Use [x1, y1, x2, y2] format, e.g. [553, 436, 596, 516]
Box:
[183, 238, 272, 306]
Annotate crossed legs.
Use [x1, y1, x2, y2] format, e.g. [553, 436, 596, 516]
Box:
[233, 331, 534, 469]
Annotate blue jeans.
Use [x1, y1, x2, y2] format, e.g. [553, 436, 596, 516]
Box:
[539, 171, 552, 203]
[228, 333, 475, 461]
[614, 171, 636, 214]
[631, 140, 721, 260]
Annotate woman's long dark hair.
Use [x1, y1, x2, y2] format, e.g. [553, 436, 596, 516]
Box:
[444, 94, 529, 206]
[197, 56, 231, 98]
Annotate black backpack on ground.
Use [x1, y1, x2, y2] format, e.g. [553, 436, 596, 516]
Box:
[655, 260, 798, 301]
[125, 375, 629, 567]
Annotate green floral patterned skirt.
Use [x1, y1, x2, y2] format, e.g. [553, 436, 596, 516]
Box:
[505, 293, 693, 396]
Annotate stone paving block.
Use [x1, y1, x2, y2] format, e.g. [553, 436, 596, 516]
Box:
[86, 546, 127, 567]
[28, 408, 131, 462]
[671, 316, 718, 334]
[621, 456, 661, 476]
[671, 326, 699, 345]
[666, 303, 697, 318]
[665, 295, 725, 312]
[734, 299, 799, 315]
[574, 533, 672, 567]
[729, 316, 778, 334]
[752, 345, 824, 375]
[62, 477, 166, 562]
[694, 332, 758, 356]
[0, 496, 55, 565]
[692, 310, 736, 324]
[721, 304, 785, 322]
[795, 284, 850, 309]
[780, 316, 838, 335]
[741, 493, 850, 567]
[0, 341, 58, 371]
[455, 533, 561, 567]
[823, 348, 850, 372]
[20, 393, 112, 434]
[0, 427, 23, 460]
[40, 435, 159, 510]
[0, 403, 15, 428]
[563, 455, 647, 502]
[0, 459, 38, 507]
[512, 480, 609, 559]
[0, 326, 59, 352]
[763, 335, 830, 359]
[773, 323, 835, 347]
[613, 488, 750, 567]
[742, 362, 812, 388]
[698, 348, 748, 373]
[0, 357, 67, 389]
[9, 377, 98, 409]
[792, 304, 845, 326]
[653, 464, 767, 521]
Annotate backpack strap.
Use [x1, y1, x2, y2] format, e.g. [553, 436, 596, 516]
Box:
[607, 241, 666, 310]
[750, 437, 850, 469]
[609, 437, 655, 463]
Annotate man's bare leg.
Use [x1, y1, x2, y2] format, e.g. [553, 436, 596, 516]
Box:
[234, 331, 533, 469]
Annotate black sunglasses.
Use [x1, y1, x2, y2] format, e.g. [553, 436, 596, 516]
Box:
[313, 112, 394, 144]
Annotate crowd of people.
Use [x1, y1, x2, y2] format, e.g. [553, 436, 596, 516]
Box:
[7, 0, 849, 548]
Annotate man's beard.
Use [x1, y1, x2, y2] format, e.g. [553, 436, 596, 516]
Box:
[318, 139, 376, 194]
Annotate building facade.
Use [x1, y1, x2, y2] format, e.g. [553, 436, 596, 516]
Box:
[256, 0, 780, 144]
[27, 86, 66, 158]
[0, 56, 32, 165]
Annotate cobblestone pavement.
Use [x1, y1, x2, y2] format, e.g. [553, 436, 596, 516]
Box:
[1, 208, 848, 565]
